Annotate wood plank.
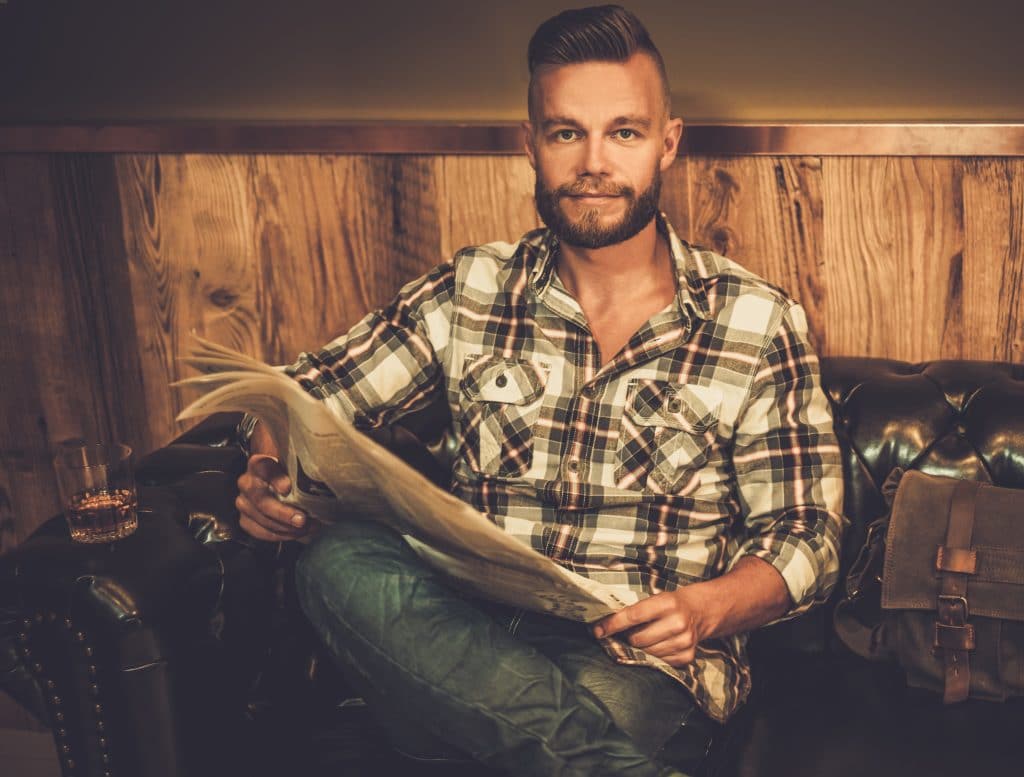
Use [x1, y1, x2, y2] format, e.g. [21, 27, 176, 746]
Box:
[660, 158, 690, 241]
[0, 155, 62, 550]
[116, 154, 447, 450]
[685, 156, 827, 352]
[250, 154, 443, 363]
[115, 154, 261, 450]
[0, 155, 127, 548]
[437, 156, 539, 258]
[49, 155, 149, 450]
[960, 158, 1024, 362]
[822, 157, 963, 361]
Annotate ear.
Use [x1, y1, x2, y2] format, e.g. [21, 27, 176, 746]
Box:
[659, 117, 684, 172]
[522, 121, 537, 170]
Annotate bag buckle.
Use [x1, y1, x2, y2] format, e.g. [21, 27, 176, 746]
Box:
[937, 594, 969, 626]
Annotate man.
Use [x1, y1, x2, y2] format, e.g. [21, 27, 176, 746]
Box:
[235, 6, 845, 776]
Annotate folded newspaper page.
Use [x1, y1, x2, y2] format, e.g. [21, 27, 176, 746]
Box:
[174, 337, 639, 622]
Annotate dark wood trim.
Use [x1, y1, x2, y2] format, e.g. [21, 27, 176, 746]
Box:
[2, 122, 1024, 155]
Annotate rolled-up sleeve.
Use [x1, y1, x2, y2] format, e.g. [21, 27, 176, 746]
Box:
[728, 302, 847, 619]
[284, 261, 456, 430]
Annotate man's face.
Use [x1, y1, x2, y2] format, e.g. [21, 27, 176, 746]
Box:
[524, 53, 682, 250]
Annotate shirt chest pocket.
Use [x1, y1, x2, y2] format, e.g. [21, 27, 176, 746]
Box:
[458, 355, 549, 479]
[615, 381, 722, 494]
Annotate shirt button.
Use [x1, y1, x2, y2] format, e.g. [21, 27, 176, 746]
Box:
[667, 398, 682, 413]
[566, 458, 580, 473]
[581, 384, 597, 398]
[495, 374, 508, 388]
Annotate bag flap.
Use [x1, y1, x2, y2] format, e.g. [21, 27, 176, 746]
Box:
[882, 470, 1024, 620]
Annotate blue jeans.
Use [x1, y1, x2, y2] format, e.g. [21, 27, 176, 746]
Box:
[295, 520, 709, 776]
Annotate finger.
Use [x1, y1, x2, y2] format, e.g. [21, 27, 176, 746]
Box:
[593, 593, 674, 638]
[625, 616, 692, 650]
[658, 646, 698, 667]
[239, 514, 298, 543]
[237, 468, 287, 502]
[237, 471, 308, 531]
[253, 488, 308, 529]
[250, 455, 293, 496]
[632, 629, 696, 657]
[235, 492, 307, 537]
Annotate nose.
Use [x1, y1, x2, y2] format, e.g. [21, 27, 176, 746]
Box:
[579, 134, 610, 177]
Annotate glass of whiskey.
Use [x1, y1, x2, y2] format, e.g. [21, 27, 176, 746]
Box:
[54, 442, 138, 543]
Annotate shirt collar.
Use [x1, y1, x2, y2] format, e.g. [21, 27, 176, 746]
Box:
[527, 213, 713, 324]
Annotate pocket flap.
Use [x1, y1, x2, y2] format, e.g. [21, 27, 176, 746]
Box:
[626, 381, 721, 432]
[461, 356, 548, 405]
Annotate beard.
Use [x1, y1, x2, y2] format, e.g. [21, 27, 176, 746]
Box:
[534, 165, 662, 249]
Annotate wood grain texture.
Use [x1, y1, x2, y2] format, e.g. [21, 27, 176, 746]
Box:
[0, 155, 138, 548]
[686, 156, 827, 351]
[50, 156, 149, 449]
[116, 154, 261, 450]
[960, 158, 1024, 362]
[822, 157, 963, 360]
[0, 155, 60, 551]
[251, 154, 443, 362]
[659, 159, 690, 241]
[437, 156, 539, 257]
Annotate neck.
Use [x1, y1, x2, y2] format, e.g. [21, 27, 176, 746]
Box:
[555, 218, 667, 300]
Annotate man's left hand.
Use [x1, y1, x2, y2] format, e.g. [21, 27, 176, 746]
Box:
[591, 587, 707, 667]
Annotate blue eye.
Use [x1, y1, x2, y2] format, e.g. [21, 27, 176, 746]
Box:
[615, 129, 637, 140]
[556, 130, 578, 142]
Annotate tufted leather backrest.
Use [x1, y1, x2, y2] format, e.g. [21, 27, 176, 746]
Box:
[820, 357, 1024, 580]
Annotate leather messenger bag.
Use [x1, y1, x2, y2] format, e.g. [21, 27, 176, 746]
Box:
[835, 469, 1024, 703]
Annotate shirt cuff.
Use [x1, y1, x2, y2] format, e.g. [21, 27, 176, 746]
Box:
[729, 511, 842, 619]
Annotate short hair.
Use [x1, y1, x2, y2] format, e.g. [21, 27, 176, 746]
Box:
[527, 5, 671, 121]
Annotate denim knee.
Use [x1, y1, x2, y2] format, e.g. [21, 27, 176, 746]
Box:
[294, 521, 376, 618]
[567, 662, 696, 756]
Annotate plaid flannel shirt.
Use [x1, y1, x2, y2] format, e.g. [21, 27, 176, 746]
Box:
[285, 214, 845, 722]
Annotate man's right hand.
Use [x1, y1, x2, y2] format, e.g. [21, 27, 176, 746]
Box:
[236, 453, 313, 542]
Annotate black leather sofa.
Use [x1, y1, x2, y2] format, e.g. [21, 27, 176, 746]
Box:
[3, 356, 1023, 777]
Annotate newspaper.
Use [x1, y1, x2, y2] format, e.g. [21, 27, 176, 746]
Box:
[174, 337, 639, 622]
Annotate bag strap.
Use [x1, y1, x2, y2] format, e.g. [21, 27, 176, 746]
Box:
[833, 517, 890, 660]
[935, 480, 980, 704]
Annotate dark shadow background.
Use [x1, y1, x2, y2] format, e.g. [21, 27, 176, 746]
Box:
[1, 0, 1023, 123]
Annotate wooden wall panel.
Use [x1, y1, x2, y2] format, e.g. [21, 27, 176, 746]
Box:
[0, 155, 62, 552]
[659, 159, 691, 240]
[686, 157, 826, 351]
[248, 155, 442, 363]
[437, 156, 540, 258]
[116, 154, 261, 450]
[960, 159, 1024, 362]
[822, 158, 964, 360]
[2, 150, 1023, 551]
[0, 155, 140, 550]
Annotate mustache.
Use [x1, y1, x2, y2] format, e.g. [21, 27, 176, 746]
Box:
[556, 180, 635, 198]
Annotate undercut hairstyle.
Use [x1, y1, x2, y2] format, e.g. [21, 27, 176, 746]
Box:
[527, 5, 671, 121]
